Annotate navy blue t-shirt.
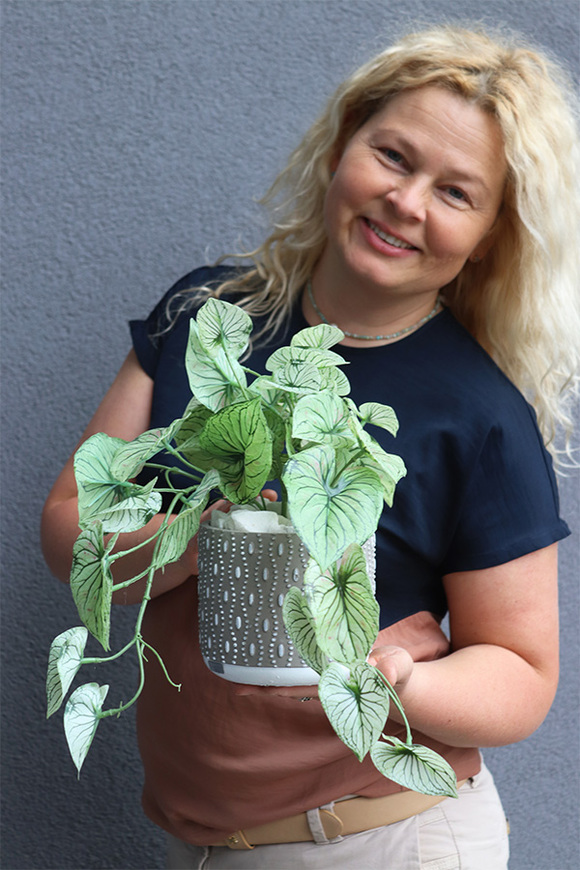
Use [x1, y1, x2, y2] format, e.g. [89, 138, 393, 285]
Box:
[130, 266, 570, 628]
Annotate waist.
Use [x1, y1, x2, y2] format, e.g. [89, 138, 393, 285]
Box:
[217, 783, 467, 850]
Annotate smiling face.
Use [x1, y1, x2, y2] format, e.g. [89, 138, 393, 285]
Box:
[317, 86, 507, 308]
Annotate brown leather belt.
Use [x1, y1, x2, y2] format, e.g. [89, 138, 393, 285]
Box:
[218, 782, 466, 850]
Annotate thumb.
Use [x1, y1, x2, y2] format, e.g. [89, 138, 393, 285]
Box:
[367, 645, 414, 688]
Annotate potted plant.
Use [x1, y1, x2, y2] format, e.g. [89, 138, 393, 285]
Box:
[46, 297, 457, 798]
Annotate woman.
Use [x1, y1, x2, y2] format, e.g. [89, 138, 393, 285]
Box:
[42, 25, 578, 870]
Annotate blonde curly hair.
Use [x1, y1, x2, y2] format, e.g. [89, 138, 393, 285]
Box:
[182, 25, 580, 457]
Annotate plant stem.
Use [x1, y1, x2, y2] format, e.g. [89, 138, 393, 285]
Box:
[144, 462, 202, 483]
[141, 639, 181, 689]
[375, 668, 414, 745]
[280, 481, 289, 518]
[82, 634, 138, 666]
[99, 637, 147, 718]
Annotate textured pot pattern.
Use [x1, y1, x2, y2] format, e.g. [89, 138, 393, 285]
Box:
[197, 522, 376, 685]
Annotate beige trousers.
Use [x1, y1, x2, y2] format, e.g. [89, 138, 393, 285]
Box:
[166, 761, 509, 870]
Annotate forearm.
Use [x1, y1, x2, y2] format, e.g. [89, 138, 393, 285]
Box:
[388, 643, 558, 747]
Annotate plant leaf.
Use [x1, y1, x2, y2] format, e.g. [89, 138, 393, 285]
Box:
[319, 661, 390, 761]
[91, 478, 162, 533]
[266, 345, 346, 372]
[319, 366, 351, 396]
[292, 392, 354, 445]
[358, 402, 400, 437]
[70, 525, 113, 650]
[358, 431, 407, 507]
[282, 586, 328, 674]
[185, 319, 247, 412]
[283, 445, 383, 571]
[74, 433, 128, 527]
[199, 399, 272, 503]
[291, 323, 344, 350]
[196, 297, 253, 358]
[248, 375, 285, 406]
[262, 407, 287, 479]
[273, 361, 321, 393]
[303, 545, 379, 664]
[46, 627, 89, 718]
[174, 404, 216, 472]
[370, 736, 458, 797]
[174, 407, 213, 445]
[110, 423, 180, 480]
[64, 683, 109, 775]
[154, 470, 219, 567]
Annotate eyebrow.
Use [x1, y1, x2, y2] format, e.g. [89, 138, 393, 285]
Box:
[380, 130, 494, 195]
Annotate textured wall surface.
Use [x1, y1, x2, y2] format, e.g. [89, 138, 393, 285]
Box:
[1, 1, 578, 868]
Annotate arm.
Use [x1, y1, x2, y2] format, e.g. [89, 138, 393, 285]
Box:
[41, 349, 215, 604]
[369, 543, 560, 747]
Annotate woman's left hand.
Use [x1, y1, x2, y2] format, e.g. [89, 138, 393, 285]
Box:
[233, 645, 415, 702]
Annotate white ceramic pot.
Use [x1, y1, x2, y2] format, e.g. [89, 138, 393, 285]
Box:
[197, 521, 376, 686]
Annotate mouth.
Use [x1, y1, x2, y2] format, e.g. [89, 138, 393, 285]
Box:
[365, 219, 418, 250]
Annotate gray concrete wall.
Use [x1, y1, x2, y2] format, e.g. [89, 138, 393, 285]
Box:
[1, 1, 578, 868]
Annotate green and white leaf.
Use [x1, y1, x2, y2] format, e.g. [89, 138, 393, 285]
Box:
[186, 319, 247, 412]
[292, 392, 354, 445]
[172, 396, 206, 440]
[46, 627, 89, 718]
[74, 433, 128, 528]
[265, 345, 346, 373]
[283, 445, 383, 570]
[70, 525, 113, 650]
[199, 399, 272, 503]
[248, 375, 285, 406]
[110, 422, 181, 480]
[358, 402, 400, 437]
[282, 586, 328, 674]
[319, 662, 390, 762]
[291, 323, 344, 350]
[319, 366, 351, 396]
[64, 682, 109, 775]
[303, 545, 379, 664]
[370, 736, 458, 797]
[358, 431, 407, 507]
[173, 404, 216, 471]
[262, 407, 287, 479]
[273, 361, 321, 393]
[196, 297, 252, 358]
[154, 470, 219, 567]
[91, 478, 162, 534]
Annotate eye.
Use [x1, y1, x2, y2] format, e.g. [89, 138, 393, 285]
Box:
[382, 148, 405, 164]
[445, 186, 467, 202]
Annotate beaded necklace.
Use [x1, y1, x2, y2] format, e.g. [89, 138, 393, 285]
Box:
[307, 279, 441, 342]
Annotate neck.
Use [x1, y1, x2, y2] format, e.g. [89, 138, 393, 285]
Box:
[305, 278, 442, 347]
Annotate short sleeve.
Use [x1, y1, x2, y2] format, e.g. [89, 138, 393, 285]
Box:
[129, 265, 235, 378]
[442, 402, 570, 573]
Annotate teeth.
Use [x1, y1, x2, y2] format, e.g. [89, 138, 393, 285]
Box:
[368, 221, 414, 249]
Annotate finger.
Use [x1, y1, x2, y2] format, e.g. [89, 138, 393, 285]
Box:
[368, 646, 413, 686]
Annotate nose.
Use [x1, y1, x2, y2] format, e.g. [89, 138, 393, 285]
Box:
[385, 176, 428, 222]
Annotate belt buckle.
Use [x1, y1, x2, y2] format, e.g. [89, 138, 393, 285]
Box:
[319, 809, 344, 840]
[225, 830, 254, 850]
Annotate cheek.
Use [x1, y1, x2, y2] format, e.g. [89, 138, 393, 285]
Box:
[426, 215, 488, 262]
